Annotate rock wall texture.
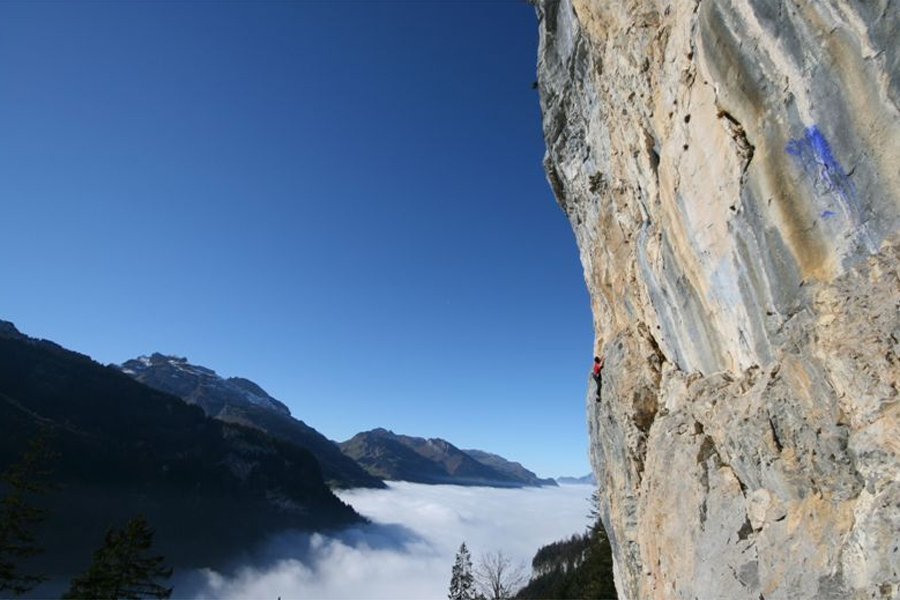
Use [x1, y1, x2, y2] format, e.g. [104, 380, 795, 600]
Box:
[533, 1, 900, 598]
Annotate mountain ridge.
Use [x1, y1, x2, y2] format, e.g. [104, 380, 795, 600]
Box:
[0, 320, 362, 581]
[461, 449, 557, 487]
[555, 473, 595, 486]
[339, 428, 556, 488]
[118, 353, 384, 489]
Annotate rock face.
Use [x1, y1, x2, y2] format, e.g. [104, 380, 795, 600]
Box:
[533, 1, 900, 598]
[122, 354, 292, 416]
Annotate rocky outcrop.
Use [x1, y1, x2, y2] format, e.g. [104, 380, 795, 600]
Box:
[533, 1, 900, 598]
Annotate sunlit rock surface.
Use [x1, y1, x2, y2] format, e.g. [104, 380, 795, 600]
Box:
[533, 1, 900, 597]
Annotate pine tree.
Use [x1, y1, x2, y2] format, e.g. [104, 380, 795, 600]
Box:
[0, 434, 56, 596]
[515, 489, 616, 599]
[582, 490, 616, 600]
[449, 542, 476, 600]
[63, 515, 173, 599]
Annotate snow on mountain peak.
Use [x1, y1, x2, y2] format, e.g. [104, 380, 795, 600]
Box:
[119, 354, 291, 417]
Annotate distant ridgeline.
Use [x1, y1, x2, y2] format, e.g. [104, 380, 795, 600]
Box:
[339, 428, 557, 488]
[0, 321, 361, 581]
[555, 473, 595, 486]
[118, 353, 385, 490]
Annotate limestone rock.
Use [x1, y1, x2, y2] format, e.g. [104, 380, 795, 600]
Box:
[533, 1, 900, 597]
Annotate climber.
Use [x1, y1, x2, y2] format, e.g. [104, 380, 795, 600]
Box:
[592, 355, 604, 401]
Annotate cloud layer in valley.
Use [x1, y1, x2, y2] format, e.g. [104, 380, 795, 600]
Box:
[179, 482, 595, 599]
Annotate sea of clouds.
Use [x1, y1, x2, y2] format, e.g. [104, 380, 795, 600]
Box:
[176, 482, 594, 599]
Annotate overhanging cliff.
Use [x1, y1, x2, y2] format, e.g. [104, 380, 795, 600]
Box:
[533, 1, 900, 597]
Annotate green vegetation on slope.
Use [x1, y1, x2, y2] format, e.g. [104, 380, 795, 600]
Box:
[63, 514, 172, 600]
[516, 491, 616, 600]
[0, 434, 55, 596]
[121, 354, 385, 489]
[0, 323, 361, 581]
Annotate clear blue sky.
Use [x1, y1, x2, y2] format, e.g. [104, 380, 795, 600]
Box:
[0, 0, 593, 478]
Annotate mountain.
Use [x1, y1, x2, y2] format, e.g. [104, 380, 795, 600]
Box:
[119, 353, 384, 489]
[555, 474, 595, 486]
[0, 321, 361, 580]
[462, 450, 557, 487]
[121, 354, 291, 415]
[339, 428, 554, 487]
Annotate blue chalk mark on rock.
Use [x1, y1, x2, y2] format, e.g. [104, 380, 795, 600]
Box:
[785, 125, 856, 223]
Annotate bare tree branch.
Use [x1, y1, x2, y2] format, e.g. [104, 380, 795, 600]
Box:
[475, 550, 527, 600]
